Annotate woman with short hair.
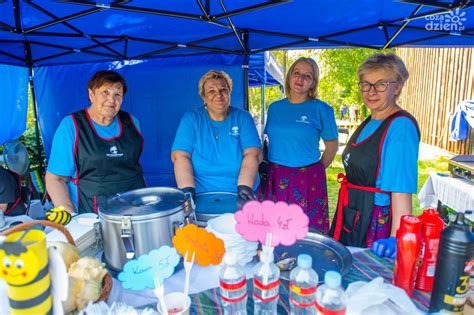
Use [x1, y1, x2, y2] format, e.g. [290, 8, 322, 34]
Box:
[330, 53, 420, 258]
[172, 70, 262, 205]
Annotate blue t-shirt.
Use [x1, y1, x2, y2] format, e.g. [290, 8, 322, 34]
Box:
[172, 107, 261, 193]
[47, 113, 141, 211]
[265, 98, 338, 167]
[356, 116, 420, 206]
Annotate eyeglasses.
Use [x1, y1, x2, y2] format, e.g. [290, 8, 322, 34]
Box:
[358, 81, 398, 92]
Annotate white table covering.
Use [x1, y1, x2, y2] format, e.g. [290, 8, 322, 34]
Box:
[418, 173, 474, 213]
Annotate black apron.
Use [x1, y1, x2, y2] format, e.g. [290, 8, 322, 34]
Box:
[329, 110, 420, 247]
[72, 110, 145, 213]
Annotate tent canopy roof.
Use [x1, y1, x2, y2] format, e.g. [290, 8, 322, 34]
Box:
[1, 0, 473, 67]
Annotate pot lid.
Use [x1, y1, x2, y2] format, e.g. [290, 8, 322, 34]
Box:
[99, 187, 189, 219]
[195, 192, 238, 215]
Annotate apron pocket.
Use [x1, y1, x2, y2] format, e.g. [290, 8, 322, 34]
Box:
[342, 207, 360, 233]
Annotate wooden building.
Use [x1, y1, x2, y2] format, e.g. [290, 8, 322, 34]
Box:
[397, 48, 473, 155]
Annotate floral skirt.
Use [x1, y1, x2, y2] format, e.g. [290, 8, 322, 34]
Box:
[366, 205, 391, 248]
[262, 162, 329, 234]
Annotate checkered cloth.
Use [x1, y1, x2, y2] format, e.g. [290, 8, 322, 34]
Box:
[189, 249, 430, 314]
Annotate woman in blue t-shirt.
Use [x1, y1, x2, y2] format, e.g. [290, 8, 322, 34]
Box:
[172, 70, 262, 206]
[329, 54, 420, 258]
[263, 57, 339, 233]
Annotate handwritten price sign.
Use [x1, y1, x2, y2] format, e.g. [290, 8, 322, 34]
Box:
[234, 200, 309, 246]
[172, 224, 225, 266]
[118, 246, 180, 290]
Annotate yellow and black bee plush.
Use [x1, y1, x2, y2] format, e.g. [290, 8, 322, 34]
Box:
[45, 207, 71, 225]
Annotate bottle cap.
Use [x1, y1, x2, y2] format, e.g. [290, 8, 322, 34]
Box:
[399, 215, 422, 233]
[223, 252, 237, 265]
[324, 271, 341, 288]
[452, 212, 471, 231]
[297, 254, 312, 269]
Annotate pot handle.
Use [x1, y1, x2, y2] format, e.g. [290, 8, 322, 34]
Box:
[184, 192, 196, 211]
[121, 216, 135, 259]
[183, 192, 196, 225]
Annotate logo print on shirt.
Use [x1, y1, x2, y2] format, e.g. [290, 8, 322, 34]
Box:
[229, 126, 240, 137]
[296, 115, 310, 124]
[106, 145, 124, 158]
[343, 153, 350, 167]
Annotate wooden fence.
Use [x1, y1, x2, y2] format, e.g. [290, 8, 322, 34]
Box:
[396, 48, 473, 155]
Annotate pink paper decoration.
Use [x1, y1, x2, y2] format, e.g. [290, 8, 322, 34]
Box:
[234, 200, 309, 246]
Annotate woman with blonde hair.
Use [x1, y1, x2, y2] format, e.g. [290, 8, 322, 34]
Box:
[263, 57, 339, 233]
[329, 54, 420, 258]
[172, 70, 262, 206]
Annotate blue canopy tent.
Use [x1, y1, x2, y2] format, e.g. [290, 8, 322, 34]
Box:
[0, 0, 473, 186]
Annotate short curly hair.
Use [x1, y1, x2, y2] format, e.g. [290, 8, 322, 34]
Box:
[357, 53, 409, 84]
[198, 70, 233, 99]
[88, 70, 128, 94]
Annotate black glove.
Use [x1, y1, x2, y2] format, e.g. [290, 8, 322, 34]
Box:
[237, 185, 257, 209]
[181, 187, 196, 200]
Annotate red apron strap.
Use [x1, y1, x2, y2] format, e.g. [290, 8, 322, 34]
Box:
[333, 173, 389, 241]
[333, 173, 349, 241]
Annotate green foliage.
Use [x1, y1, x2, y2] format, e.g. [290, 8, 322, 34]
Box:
[20, 85, 46, 171]
[19, 126, 45, 171]
[317, 48, 394, 119]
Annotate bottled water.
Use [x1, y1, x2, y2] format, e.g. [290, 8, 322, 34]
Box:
[219, 253, 248, 315]
[315, 271, 347, 315]
[253, 249, 280, 315]
[289, 254, 318, 315]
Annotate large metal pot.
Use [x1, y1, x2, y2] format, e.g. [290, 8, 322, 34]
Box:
[195, 192, 238, 226]
[99, 187, 194, 270]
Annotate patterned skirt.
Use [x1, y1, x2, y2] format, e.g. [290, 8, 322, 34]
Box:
[366, 205, 391, 248]
[262, 162, 329, 234]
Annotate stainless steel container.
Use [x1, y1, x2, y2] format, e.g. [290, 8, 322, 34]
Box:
[195, 192, 238, 226]
[99, 187, 194, 270]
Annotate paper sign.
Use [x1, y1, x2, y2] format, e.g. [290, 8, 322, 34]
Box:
[172, 224, 225, 266]
[118, 246, 180, 290]
[234, 200, 309, 246]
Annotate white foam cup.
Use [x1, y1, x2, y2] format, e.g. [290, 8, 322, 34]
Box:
[157, 292, 191, 315]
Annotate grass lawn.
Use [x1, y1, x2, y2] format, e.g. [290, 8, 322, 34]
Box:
[326, 155, 449, 223]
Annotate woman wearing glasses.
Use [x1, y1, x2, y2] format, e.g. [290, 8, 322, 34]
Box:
[263, 57, 339, 233]
[329, 54, 420, 258]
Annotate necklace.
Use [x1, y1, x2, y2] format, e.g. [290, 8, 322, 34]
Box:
[210, 120, 225, 140]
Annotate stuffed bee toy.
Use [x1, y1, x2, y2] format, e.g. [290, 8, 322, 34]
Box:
[45, 207, 72, 225]
[0, 229, 68, 315]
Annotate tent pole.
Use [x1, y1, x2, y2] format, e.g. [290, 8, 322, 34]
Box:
[25, 42, 44, 174]
[243, 32, 249, 111]
[261, 83, 266, 141]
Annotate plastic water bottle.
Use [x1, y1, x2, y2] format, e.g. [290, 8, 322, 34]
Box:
[289, 254, 318, 314]
[253, 249, 280, 314]
[315, 271, 347, 315]
[219, 252, 248, 315]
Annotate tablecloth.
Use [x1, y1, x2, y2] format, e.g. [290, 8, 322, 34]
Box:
[418, 173, 474, 213]
[128, 250, 430, 314]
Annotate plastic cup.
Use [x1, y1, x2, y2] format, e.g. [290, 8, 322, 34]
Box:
[157, 292, 191, 315]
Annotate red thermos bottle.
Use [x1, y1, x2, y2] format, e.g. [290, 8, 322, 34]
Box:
[393, 215, 422, 297]
[415, 208, 444, 292]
